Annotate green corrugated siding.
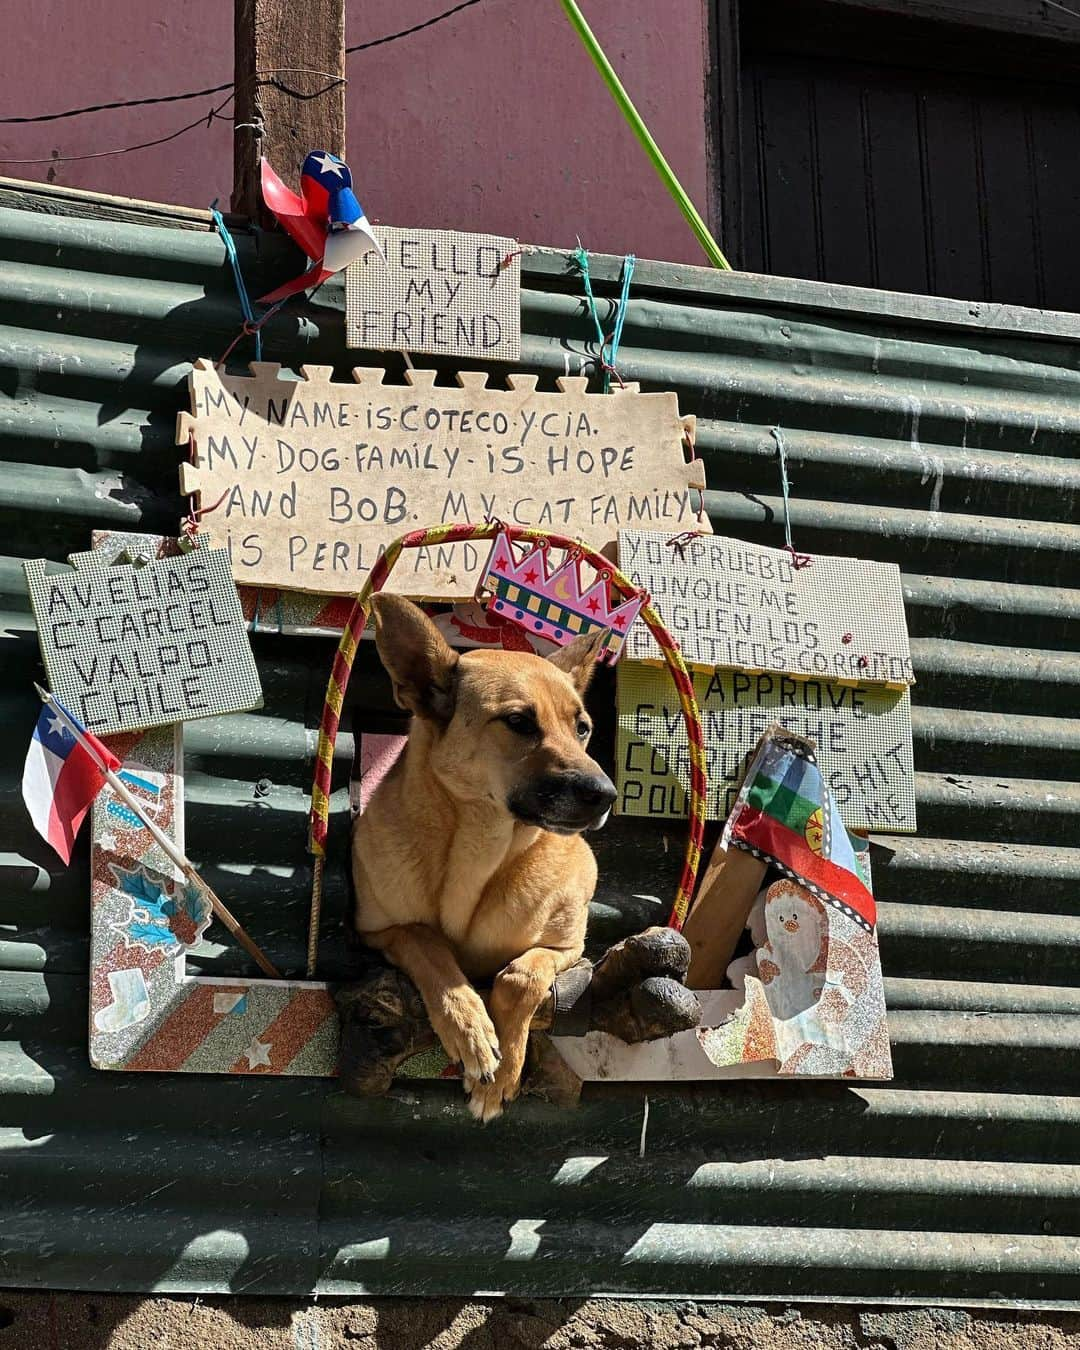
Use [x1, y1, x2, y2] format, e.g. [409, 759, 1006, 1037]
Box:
[0, 185, 1078, 1303]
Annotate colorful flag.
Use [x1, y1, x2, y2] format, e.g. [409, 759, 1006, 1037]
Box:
[22, 697, 120, 864]
[722, 730, 876, 933]
[258, 150, 384, 305]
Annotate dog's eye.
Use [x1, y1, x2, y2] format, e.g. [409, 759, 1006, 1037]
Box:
[576, 719, 591, 740]
[502, 712, 538, 736]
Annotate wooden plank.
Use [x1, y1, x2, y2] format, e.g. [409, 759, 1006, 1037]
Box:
[812, 72, 875, 289]
[920, 88, 988, 301]
[864, 79, 932, 297]
[706, 0, 744, 268]
[232, 0, 346, 221]
[977, 90, 1042, 308]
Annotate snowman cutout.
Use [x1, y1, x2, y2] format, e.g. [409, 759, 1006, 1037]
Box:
[754, 880, 829, 1022]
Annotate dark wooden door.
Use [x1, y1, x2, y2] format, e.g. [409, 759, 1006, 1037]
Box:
[737, 0, 1080, 309]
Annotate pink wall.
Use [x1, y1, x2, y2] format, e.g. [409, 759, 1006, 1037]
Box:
[0, 1, 713, 266]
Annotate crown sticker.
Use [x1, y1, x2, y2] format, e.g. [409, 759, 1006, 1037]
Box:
[476, 531, 646, 663]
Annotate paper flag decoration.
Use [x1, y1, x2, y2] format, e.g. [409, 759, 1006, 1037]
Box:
[259, 150, 385, 304]
[476, 532, 645, 662]
[721, 728, 878, 933]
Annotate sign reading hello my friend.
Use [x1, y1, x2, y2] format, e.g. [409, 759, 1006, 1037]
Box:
[179, 362, 705, 599]
[25, 537, 262, 735]
[620, 529, 914, 688]
[346, 226, 521, 363]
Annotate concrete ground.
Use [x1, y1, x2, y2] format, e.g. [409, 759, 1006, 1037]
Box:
[0, 1295, 1077, 1350]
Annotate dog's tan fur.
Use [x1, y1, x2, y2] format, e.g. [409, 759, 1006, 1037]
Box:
[352, 594, 611, 1121]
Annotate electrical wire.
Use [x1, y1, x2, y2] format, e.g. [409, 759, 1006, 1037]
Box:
[0, 95, 236, 166]
[0, 0, 485, 127]
[344, 0, 482, 52]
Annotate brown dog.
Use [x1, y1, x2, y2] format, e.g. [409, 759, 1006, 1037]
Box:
[351, 594, 616, 1121]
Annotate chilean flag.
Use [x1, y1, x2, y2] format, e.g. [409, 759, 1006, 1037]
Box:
[22, 698, 119, 864]
[258, 150, 384, 304]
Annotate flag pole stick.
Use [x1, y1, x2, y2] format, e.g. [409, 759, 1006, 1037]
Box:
[557, 0, 731, 270]
[36, 687, 282, 979]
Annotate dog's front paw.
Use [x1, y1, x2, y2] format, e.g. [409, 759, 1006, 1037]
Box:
[465, 1066, 520, 1123]
[433, 987, 501, 1083]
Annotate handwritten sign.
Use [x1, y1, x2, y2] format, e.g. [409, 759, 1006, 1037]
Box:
[616, 661, 915, 832]
[346, 226, 520, 362]
[24, 537, 263, 735]
[178, 362, 705, 598]
[620, 529, 913, 688]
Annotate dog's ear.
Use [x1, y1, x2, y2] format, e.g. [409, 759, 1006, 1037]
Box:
[371, 594, 459, 723]
[546, 628, 606, 694]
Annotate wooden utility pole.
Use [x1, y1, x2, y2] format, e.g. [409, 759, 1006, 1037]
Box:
[232, 0, 346, 220]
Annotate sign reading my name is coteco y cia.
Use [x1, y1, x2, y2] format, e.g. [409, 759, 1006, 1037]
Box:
[620, 528, 914, 688]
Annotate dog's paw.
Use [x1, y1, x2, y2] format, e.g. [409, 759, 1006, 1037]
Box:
[465, 1068, 520, 1124]
[434, 988, 501, 1083]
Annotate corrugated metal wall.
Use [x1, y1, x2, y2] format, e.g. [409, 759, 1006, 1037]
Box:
[0, 184, 1077, 1304]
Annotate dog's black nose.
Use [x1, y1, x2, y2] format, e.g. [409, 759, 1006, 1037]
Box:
[572, 772, 617, 810]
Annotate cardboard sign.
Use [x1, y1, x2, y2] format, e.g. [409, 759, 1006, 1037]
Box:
[346, 226, 521, 362]
[616, 661, 915, 832]
[620, 529, 913, 688]
[24, 537, 263, 735]
[178, 362, 704, 598]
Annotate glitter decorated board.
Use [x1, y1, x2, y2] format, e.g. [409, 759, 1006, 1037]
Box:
[83, 530, 338, 1076]
[178, 363, 704, 598]
[89, 723, 339, 1075]
[615, 661, 915, 832]
[620, 529, 914, 688]
[554, 733, 892, 1083]
[24, 536, 262, 735]
[346, 226, 521, 362]
[552, 877, 892, 1083]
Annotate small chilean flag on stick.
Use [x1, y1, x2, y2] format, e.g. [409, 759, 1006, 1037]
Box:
[22, 687, 119, 864]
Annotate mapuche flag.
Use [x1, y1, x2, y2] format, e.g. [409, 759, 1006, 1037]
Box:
[723, 729, 876, 933]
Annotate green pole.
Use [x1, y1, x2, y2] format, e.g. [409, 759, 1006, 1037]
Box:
[558, 0, 731, 270]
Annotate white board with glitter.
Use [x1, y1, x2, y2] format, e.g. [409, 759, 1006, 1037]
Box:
[345, 226, 521, 362]
[616, 661, 916, 832]
[619, 528, 914, 688]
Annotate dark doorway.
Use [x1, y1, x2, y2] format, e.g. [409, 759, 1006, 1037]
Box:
[731, 0, 1080, 309]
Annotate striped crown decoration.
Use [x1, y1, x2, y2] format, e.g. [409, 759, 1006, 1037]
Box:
[476, 532, 645, 663]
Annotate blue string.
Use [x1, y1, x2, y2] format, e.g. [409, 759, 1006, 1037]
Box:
[572, 245, 606, 355]
[211, 202, 262, 362]
[607, 254, 636, 379]
[770, 426, 811, 567]
[572, 246, 635, 393]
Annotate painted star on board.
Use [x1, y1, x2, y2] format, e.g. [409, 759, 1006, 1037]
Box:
[586, 597, 600, 613]
[243, 1038, 272, 1069]
[309, 151, 345, 178]
[523, 568, 539, 584]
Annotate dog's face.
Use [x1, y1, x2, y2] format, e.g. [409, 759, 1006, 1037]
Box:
[372, 594, 616, 834]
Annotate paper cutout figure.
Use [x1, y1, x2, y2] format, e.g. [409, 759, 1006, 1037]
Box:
[476, 532, 644, 663]
[109, 863, 213, 959]
[716, 878, 891, 1077]
[755, 881, 829, 1021]
[93, 967, 151, 1033]
[259, 151, 385, 304]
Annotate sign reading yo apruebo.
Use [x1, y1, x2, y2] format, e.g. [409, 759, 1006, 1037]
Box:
[616, 661, 915, 832]
[346, 226, 521, 363]
[620, 529, 914, 688]
[179, 362, 705, 599]
[24, 538, 263, 735]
